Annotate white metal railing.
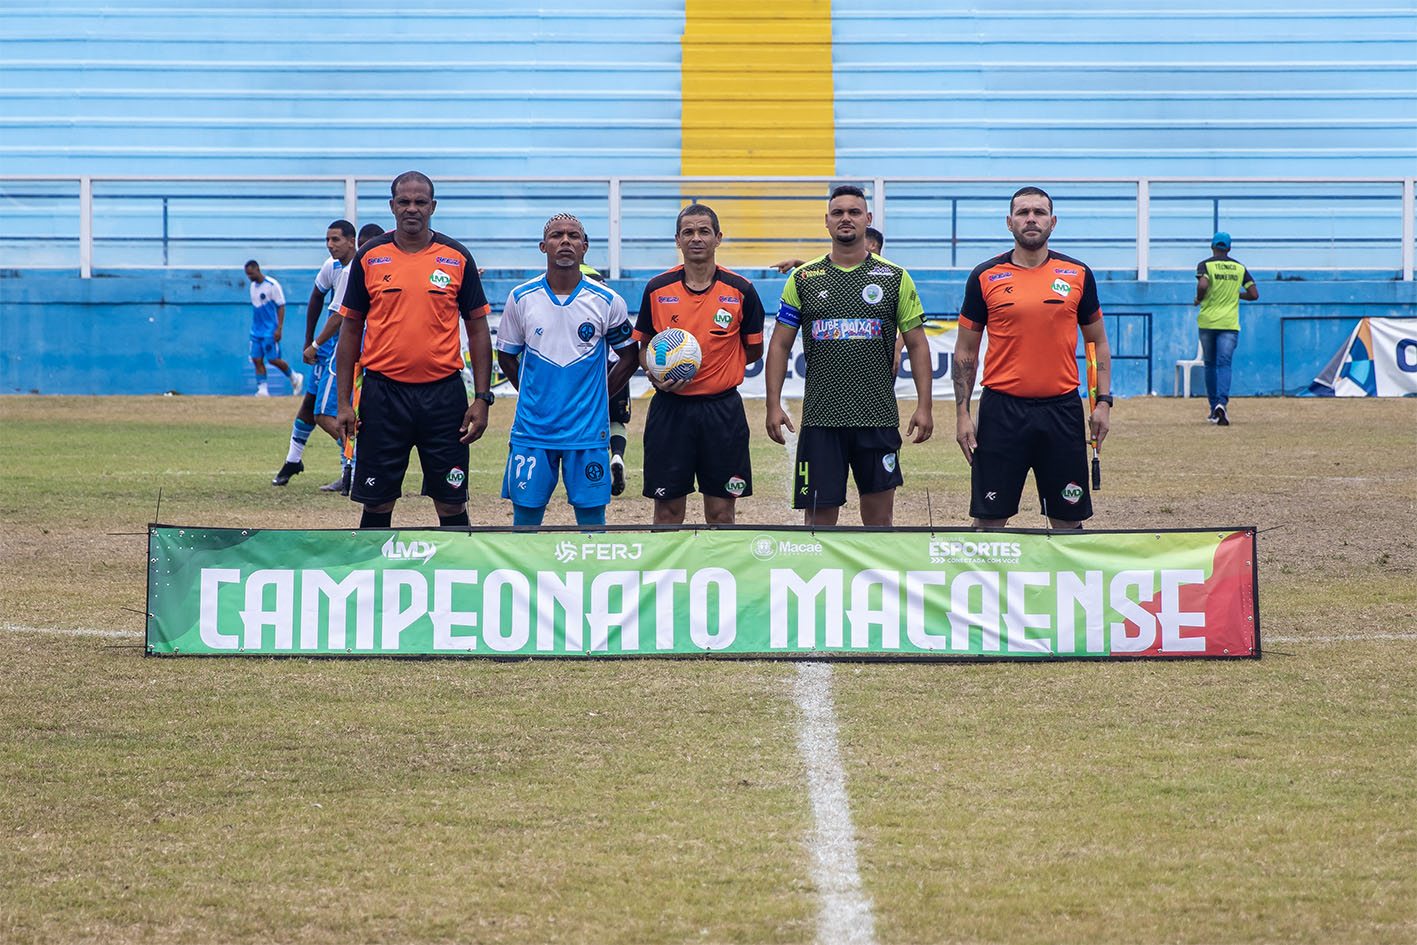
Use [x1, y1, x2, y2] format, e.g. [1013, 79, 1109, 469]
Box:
[2, 175, 1413, 281]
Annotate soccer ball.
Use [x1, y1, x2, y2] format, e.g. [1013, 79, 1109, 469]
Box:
[646, 328, 702, 384]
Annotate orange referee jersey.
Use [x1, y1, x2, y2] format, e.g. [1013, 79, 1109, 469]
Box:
[335, 232, 490, 383]
[633, 266, 766, 396]
[959, 250, 1102, 398]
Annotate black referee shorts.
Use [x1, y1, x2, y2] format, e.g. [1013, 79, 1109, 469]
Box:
[351, 370, 470, 506]
[970, 387, 1091, 522]
[642, 388, 752, 501]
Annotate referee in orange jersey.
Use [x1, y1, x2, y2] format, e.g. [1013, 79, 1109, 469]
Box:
[334, 171, 494, 529]
[953, 186, 1112, 529]
[634, 204, 766, 525]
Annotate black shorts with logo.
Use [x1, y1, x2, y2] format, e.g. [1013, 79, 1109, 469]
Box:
[970, 387, 1092, 522]
[351, 370, 470, 506]
[609, 380, 631, 425]
[642, 388, 752, 501]
[793, 425, 903, 509]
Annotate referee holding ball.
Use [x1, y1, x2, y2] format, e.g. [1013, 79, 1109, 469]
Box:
[634, 204, 766, 525]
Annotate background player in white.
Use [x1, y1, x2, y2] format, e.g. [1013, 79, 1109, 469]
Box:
[243, 259, 300, 397]
[304, 222, 386, 492]
[496, 214, 639, 528]
[270, 220, 356, 487]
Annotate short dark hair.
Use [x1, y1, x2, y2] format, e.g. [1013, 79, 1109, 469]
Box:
[865, 226, 884, 249]
[676, 202, 720, 235]
[244, 259, 259, 270]
[328, 219, 355, 238]
[358, 223, 385, 241]
[829, 184, 868, 205]
[391, 171, 434, 199]
[1010, 186, 1053, 214]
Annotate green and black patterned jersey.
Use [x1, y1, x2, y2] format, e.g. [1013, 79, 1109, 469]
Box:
[777, 253, 924, 427]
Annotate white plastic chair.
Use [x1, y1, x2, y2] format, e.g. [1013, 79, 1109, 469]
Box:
[1174, 341, 1205, 397]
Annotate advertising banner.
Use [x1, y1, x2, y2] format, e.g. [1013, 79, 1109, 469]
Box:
[147, 526, 1258, 660]
[1308, 317, 1417, 397]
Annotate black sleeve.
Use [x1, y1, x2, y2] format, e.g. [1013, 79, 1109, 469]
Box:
[634, 283, 657, 339]
[1077, 266, 1102, 323]
[740, 282, 766, 340]
[457, 254, 490, 318]
[340, 251, 370, 316]
[959, 268, 987, 326]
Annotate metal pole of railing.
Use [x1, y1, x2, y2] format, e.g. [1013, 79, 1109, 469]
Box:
[162, 197, 169, 266]
[1403, 177, 1414, 282]
[873, 176, 886, 234]
[344, 177, 358, 228]
[608, 177, 622, 280]
[950, 197, 958, 268]
[1136, 178, 1150, 281]
[79, 176, 92, 278]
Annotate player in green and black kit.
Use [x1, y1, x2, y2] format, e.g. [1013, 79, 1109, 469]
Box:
[765, 184, 934, 526]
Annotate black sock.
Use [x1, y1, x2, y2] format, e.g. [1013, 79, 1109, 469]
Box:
[359, 509, 393, 529]
[439, 511, 470, 527]
[610, 435, 626, 459]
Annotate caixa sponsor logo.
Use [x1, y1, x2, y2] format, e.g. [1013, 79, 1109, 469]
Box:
[381, 535, 437, 564]
[928, 539, 1022, 564]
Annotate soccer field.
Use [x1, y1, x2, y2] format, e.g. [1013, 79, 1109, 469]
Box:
[2, 394, 1414, 943]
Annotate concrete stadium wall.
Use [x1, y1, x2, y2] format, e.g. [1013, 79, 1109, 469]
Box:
[4, 268, 1413, 397]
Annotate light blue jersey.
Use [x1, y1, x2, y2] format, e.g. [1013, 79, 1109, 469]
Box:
[312, 257, 343, 359]
[497, 275, 634, 450]
[249, 276, 284, 339]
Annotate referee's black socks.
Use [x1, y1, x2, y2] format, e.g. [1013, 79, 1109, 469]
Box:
[359, 509, 393, 529]
[439, 511, 470, 528]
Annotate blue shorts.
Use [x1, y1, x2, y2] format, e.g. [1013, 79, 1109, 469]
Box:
[250, 336, 280, 361]
[311, 353, 341, 417]
[501, 444, 611, 509]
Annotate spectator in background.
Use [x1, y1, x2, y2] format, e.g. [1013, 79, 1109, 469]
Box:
[1194, 231, 1258, 426]
[244, 260, 301, 397]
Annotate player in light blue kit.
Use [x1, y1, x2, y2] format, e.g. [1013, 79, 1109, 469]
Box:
[243, 259, 301, 397]
[496, 214, 639, 527]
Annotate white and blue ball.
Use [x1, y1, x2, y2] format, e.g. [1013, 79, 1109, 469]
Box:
[647, 328, 702, 384]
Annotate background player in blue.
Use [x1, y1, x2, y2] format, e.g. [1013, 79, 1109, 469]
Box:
[270, 220, 357, 487]
[243, 259, 301, 397]
[496, 214, 639, 527]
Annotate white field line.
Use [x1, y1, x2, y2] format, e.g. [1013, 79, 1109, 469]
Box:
[793, 662, 877, 945]
[2, 622, 140, 639]
[1266, 632, 1417, 643]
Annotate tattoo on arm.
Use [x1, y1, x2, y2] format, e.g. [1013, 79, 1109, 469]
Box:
[952, 353, 977, 405]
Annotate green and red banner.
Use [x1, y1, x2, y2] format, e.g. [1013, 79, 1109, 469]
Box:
[146, 526, 1259, 659]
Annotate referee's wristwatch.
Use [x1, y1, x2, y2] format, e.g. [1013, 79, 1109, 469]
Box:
[1095, 394, 1114, 407]
[473, 391, 495, 405]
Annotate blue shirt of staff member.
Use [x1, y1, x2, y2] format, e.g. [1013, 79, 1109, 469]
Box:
[1193, 231, 1258, 426]
[333, 172, 494, 529]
